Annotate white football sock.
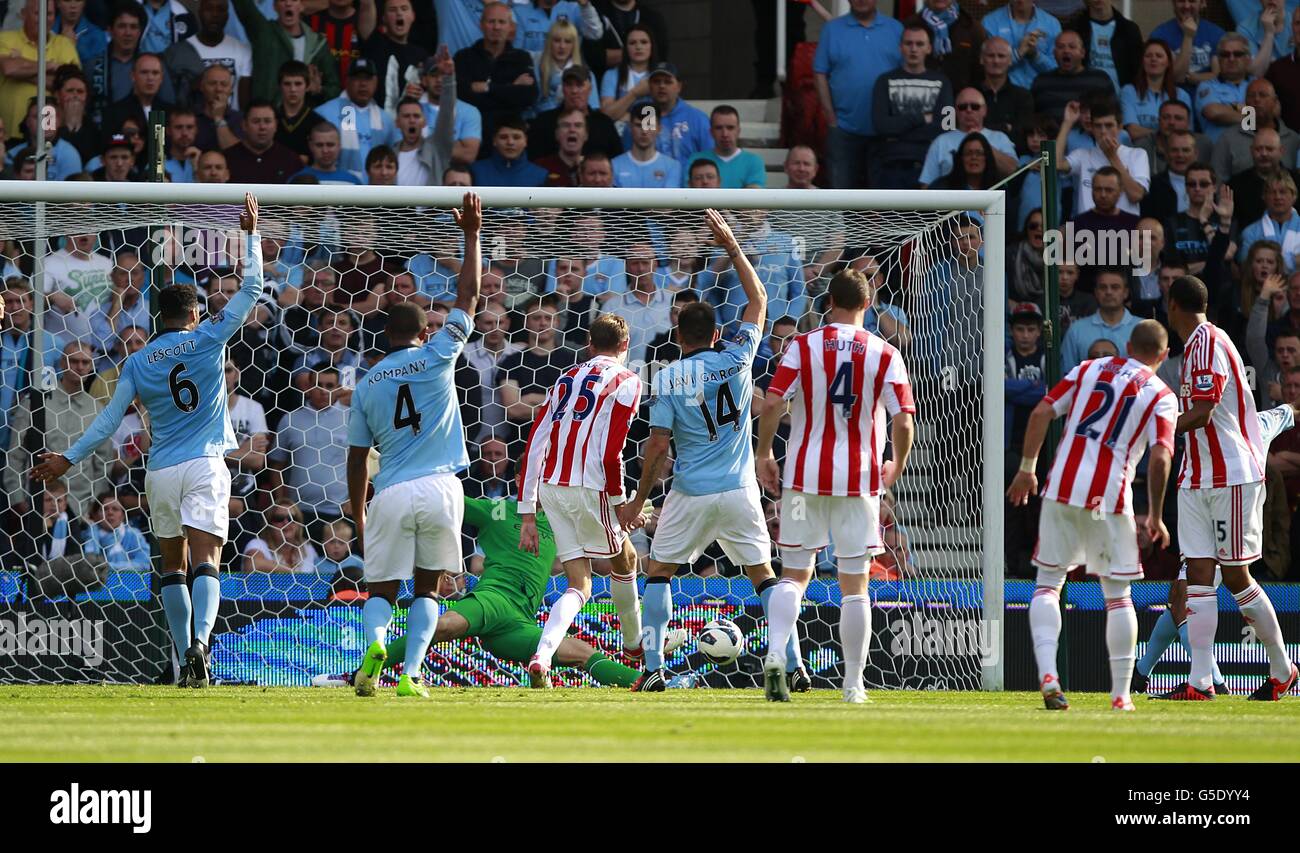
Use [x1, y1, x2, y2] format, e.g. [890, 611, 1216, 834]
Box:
[840, 594, 870, 692]
[1234, 583, 1294, 681]
[1102, 579, 1137, 701]
[534, 587, 588, 666]
[1030, 583, 1063, 689]
[1185, 584, 1219, 691]
[765, 578, 802, 670]
[609, 571, 642, 650]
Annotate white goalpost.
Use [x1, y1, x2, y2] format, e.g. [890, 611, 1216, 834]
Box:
[0, 182, 1005, 691]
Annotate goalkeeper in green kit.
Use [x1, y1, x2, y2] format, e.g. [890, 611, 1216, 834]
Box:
[314, 496, 684, 689]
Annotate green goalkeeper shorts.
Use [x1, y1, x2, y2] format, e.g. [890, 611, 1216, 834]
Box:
[445, 589, 542, 664]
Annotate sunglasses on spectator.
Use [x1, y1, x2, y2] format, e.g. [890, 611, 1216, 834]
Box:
[1219, 50, 1248, 58]
[269, 513, 291, 523]
[956, 103, 982, 111]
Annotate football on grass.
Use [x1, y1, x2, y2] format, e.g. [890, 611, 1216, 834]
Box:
[698, 620, 745, 664]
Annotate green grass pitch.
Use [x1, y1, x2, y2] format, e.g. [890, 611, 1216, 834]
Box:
[3, 685, 1300, 762]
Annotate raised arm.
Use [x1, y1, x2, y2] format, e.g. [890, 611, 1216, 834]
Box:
[705, 209, 766, 329]
[204, 194, 264, 343]
[453, 192, 482, 315]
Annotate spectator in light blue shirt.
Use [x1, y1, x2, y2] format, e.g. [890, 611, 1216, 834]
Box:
[87, 252, 151, 356]
[293, 121, 365, 185]
[1195, 33, 1255, 144]
[84, 496, 151, 571]
[1228, 0, 1297, 62]
[1149, 3, 1226, 90]
[918, 89, 1020, 186]
[813, 0, 903, 188]
[312, 60, 400, 175]
[687, 104, 767, 188]
[55, 1, 109, 69]
[1120, 39, 1193, 143]
[512, 0, 603, 61]
[980, 0, 1061, 90]
[139, 0, 195, 55]
[1, 282, 66, 453]
[636, 62, 712, 162]
[1238, 172, 1300, 270]
[431, 0, 487, 57]
[1060, 268, 1142, 372]
[419, 58, 483, 163]
[613, 101, 682, 188]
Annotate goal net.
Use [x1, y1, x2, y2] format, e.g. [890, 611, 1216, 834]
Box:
[0, 184, 1004, 691]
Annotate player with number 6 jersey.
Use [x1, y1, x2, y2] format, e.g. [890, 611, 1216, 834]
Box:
[34, 193, 264, 689]
[345, 192, 483, 699]
[1008, 319, 1178, 712]
[517, 313, 644, 687]
[755, 267, 916, 704]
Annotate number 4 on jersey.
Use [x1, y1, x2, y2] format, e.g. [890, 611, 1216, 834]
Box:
[394, 382, 422, 435]
[829, 362, 856, 419]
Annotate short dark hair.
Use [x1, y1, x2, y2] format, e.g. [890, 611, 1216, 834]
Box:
[1082, 92, 1120, 121]
[310, 120, 340, 138]
[672, 289, 699, 305]
[1092, 165, 1122, 184]
[111, 0, 147, 29]
[1169, 275, 1209, 312]
[772, 315, 798, 330]
[278, 60, 311, 83]
[589, 313, 630, 353]
[396, 96, 424, 113]
[677, 301, 717, 347]
[901, 16, 934, 44]
[366, 145, 397, 169]
[1159, 250, 1190, 272]
[167, 106, 197, 123]
[710, 104, 740, 123]
[159, 284, 199, 323]
[494, 114, 528, 136]
[244, 98, 276, 118]
[1185, 161, 1214, 182]
[443, 162, 473, 183]
[827, 268, 872, 311]
[386, 301, 426, 339]
[54, 65, 88, 91]
[1093, 267, 1129, 287]
[1159, 98, 1191, 117]
[688, 158, 719, 180]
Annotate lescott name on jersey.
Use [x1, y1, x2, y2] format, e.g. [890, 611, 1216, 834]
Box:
[145, 339, 198, 364]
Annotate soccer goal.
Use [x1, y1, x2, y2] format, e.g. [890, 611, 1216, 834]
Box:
[0, 182, 1006, 691]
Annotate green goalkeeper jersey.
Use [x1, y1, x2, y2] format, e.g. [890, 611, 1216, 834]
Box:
[462, 496, 557, 614]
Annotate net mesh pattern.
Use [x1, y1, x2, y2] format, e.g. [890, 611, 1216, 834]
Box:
[0, 196, 993, 690]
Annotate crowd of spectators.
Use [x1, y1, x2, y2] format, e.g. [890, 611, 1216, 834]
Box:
[5, 0, 1300, 591]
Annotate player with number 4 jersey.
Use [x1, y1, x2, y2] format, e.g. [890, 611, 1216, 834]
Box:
[755, 267, 917, 704]
[1009, 320, 1178, 712]
[345, 192, 483, 700]
[34, 193, 264, 689]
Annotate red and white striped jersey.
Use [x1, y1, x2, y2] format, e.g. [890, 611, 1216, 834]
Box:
[767, 323, 915, 497]
[1178, 322, 1265, 489]
[1041, 357, 1178, 515]
[517, 355, 642, 513]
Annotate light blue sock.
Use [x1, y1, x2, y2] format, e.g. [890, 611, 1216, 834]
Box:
[362, 597, 393, 648]
[1137, 609, 1179, 677]
[1178, 619, 1224, 685]
[191, 572, 220, 646]
[760, 585, 801, 672]
[404, 596, 439, 676]
[641, 578, 672, 671]
[159, 578, 192, 659]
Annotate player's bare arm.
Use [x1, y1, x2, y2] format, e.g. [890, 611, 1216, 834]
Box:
[1176, 398, 1216, 435]
[1007, 399, 1055, 505]
[618, 427, 670, 530]
[453, 191, 483, 316]
[1145, 443, 1173, 549]
[705, 208, 766, 329]
[345, 445, 372, 546]
[884, 412, 915, 489]
[240, 191, 259, 234]
[755, 398, 786, 495]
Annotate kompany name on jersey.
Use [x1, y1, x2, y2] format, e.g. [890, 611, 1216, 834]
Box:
[366, 359, 428, 384]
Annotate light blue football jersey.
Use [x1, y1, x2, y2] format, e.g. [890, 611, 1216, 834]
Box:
[347, 308, 472, 494]
[64, 235, 264, 471]
[650, 323, 761, 496]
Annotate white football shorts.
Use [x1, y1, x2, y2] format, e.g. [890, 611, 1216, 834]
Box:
[1032, 499, 1142, 579]
[777, 490, 883, 573]
[650, 483, 771, 567]
[539, 483, 626, 562]
[1177, 482, 1264, 567]
[364, 472, 465, 582]
[145, 456, 232, 541]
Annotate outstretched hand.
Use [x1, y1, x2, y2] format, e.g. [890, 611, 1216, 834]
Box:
[453, 191, 482, 234]
[31, 452, 72, 483]
[704, 208, 740, 253]
[240, 192, 259, 233]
